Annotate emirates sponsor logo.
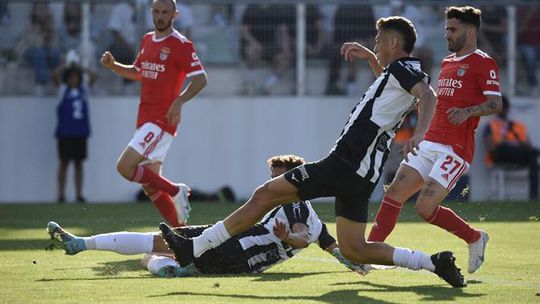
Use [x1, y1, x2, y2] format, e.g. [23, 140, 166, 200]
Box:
[141, 61, 166, 80]
[437, 77, 463, 89]
[437, 77, 463, 97]
[141, 61, 166, 72]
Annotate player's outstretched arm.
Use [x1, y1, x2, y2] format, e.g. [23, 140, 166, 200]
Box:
[273, 219, 309, 249]
[447, 95, 502, 126]
[402, 82, 437, 161]
[340, 42, 383, 77]
[100, 51, 141, 81]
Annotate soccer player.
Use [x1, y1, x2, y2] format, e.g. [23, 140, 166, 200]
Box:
[100, 0, 207, 226]
[368, 6, 502, 274]
[46, 155, 369, 277]
[160, 17, 467, 288]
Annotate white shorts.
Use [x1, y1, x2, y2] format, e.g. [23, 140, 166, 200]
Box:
[128, 122, 174, 163]
[401, 141, 470, 191]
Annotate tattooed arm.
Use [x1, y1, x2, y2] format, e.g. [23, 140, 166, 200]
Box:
[446, 95, 502, 126]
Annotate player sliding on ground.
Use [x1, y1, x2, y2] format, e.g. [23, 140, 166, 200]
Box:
[159, 17, 466, 288]
[47, 155, 370, 277]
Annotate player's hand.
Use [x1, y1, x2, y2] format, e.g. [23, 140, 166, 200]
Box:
[166, 99, 183, 126]
[401, 134, 423, 162]
[446, 107, 471, 126]
[340, 42, 375, 62]
[273, 219, 289, 241]
[100, 51, 116, 69]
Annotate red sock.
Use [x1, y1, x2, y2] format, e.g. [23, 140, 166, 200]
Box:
[131, 166, 179, 196]
[368, 196, 403, 242]
[426, 206, 481, 244]
[149, 191, 182, 227]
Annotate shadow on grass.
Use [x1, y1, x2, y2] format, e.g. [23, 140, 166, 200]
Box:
[148, 280, 484, 304]
[37, 259, 152, 282]
[91, 259, 142, 276]
[249, 271, 344, 282]
[331, 281, 485, 302]
[148, 289, 396, 304]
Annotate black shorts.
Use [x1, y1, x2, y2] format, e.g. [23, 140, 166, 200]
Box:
[194, 239, 251, 274]
[57, 138, 87, 161]
[173, 225, 251, 274]
[283, 154, 376, 223]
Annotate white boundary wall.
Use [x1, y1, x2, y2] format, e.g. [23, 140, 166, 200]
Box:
[0, 96, 538, 202]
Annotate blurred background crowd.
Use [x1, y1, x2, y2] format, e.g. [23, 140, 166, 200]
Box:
[0, 0, 538, 97]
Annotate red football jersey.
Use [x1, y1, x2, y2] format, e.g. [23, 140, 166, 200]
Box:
[425, 49, 501, 163]
[133, 30, 205, 135]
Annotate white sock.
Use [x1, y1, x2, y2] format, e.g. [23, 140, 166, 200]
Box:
[392, 247, 435, 271]
[82, 232, 155, 255]
[146, 255, 178, 275]
[192, 221, 231, 258]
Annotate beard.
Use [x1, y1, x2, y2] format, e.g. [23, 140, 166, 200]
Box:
[447, 33, 467, 53]
[154, 18, 173, 32]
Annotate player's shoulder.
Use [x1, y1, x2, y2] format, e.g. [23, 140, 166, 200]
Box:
[388, 57, 421, 73]
[470, 49, 498, 65]
[142, 31, 154, 40]
[169, 30, 194, 47]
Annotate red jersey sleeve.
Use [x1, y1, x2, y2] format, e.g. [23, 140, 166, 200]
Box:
[474, 56, 501, 96]
[176, 41, 205, 78]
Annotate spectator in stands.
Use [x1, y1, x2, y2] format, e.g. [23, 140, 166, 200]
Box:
[240, 4, 294, 95]
[484, 95, 539, 200]
[107, 1, 136, 93]
[478, 5, 507, 65]
[52, 51, 97, 203]
[517, 6, 540, 95]
[58, 3, 82, 54]
[304, 5, 326, 60]
[16, 1, 61, 95]
[324, 4, 376, 95]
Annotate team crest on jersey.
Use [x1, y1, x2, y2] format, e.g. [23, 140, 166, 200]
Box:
[159, 47, 171, 61]
[457, 64, 469, 77]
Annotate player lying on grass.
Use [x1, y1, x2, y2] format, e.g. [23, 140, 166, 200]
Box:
[47, 155, 369, 277]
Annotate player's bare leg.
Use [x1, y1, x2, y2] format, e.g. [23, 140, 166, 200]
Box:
[57, 159, 69, 202]
[336, 216, 465, 287]
[74, 159, 85, 202]
[116, 146, 147, 180]
[368, 165, 423, 241]
[224, 176, 300, 233]
[415, 178, 488, 273]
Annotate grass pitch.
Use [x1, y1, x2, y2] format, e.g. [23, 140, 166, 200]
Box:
[0, 201, 539, 304]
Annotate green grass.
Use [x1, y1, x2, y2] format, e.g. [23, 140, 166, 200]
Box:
[0, 201, 539, 304]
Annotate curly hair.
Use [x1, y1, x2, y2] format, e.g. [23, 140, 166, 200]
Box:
[267, 155, 306, 171]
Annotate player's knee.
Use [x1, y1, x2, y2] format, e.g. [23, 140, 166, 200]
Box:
[250, 183, 274, 207]
[141, 184, 156, 196]
[339, 242, 370, 264]
[415, 203, 436, 221]
[116, 159, 135, 180]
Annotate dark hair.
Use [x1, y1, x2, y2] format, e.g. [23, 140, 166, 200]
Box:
[376, 16, 417, 54]
[446, 6, 482, 29]
[267, 155, 305, 171]
[62, 65, 83, 86]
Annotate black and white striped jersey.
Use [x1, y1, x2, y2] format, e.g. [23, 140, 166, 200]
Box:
[237, 200, 323, 274]
[330, 57, 429, 183]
